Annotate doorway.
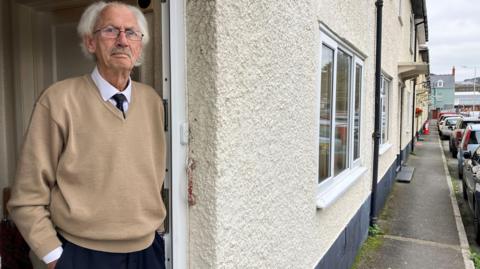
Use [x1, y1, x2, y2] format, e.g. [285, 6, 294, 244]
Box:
[2, 0, 184, 268]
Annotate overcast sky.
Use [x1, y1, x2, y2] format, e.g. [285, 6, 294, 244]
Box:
[426, 0, 480, 82]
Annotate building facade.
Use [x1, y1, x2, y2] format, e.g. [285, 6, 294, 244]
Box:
[430, 73, 455, 110]
[455, 78, 480, 111]
[0, 0, 429, 268]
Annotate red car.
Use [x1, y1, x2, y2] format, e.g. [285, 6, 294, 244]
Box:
[449, 117, 480, 158]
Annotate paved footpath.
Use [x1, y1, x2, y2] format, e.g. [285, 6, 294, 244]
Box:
[356, 122, 474, 269]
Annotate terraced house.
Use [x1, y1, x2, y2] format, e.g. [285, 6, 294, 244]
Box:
[0, 0, 429, 268]
[430, 73, 455, 112]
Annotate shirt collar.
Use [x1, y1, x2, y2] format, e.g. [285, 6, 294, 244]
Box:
[91, 66, 132, 103]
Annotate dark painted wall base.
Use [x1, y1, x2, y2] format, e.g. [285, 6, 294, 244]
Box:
[374, 160, 396, 217]
[315, 140, 412, 269]
[396, 141, 413, 170]
[314, 198, 370, 269]
[404, 141, 412, 159]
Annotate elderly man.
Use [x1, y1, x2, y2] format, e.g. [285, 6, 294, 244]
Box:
[8, 1, 166, 269]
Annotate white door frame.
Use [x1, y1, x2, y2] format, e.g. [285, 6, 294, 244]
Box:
[168, 0, 188, 268]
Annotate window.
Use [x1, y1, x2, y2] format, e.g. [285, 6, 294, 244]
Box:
[398, 0, 403, 20]
[437, 80, 444, 88]
[318, 30, 364, 183]
[407, 91, 412, 130]
[470, 131, 479, 144]
[380, 75, 391, 144]
[319, 45, 334, 181]
[474, 145, 480, 163]
[354, 64, 362, 159]
[410, 15, 414, 54]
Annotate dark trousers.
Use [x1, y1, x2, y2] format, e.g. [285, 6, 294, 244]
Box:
[56, 233, 166, 269]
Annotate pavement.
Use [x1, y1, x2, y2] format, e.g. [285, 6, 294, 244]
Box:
[355, 121, 475, 269]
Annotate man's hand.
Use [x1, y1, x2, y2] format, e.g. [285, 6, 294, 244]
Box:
[47, 260, 57, 269]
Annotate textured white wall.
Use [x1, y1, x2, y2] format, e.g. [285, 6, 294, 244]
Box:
[187, 1, 219, 267]
[372, 0, 424, 178]
[378, 0, 409, 176]
[187, 0, 422, 267]
[187, 0, 320, 267]
[313, 0, 376, 260]
[394, 0, 425, 153]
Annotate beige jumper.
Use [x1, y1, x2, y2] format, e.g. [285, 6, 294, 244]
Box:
[8, 75, 166, 258]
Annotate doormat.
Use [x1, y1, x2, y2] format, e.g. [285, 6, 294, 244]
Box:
[396, 166, 415, 183]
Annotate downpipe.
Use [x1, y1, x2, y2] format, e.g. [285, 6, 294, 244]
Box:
[370, 0, 383, 227]
[411, 20, 425, 152]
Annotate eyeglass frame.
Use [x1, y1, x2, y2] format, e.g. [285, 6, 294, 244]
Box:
[93, 25, 144, 41]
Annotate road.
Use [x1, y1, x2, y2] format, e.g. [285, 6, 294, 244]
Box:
[440, 135, 480, 254]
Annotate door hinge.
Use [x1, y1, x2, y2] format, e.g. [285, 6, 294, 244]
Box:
[163, 99, 168, 131]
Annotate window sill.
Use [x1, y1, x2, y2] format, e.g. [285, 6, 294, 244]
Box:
[379, 143, 393, 155]
[316, 166, 368, 209]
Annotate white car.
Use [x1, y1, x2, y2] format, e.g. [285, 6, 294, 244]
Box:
[439, 116, 462, 140]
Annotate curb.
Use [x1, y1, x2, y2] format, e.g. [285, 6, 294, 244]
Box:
[438, 136, 476, 269]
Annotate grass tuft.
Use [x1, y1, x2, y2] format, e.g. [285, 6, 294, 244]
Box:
[368, 224, 384, 237]
[351, 225, 384, 269]
[470, 250, 480, 269]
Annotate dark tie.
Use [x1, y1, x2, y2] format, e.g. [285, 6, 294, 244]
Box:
[112, 93, 127, 118]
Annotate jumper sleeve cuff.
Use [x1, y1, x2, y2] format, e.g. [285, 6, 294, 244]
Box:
[42, 247, 63, 264]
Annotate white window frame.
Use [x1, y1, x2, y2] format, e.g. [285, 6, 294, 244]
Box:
[316, 26, 367, 209]
[380, 74, 391, 145]
[437, 80, 444, 88]
[352, 59, 364, 162]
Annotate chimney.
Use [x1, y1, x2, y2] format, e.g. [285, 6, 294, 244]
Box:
[452, 66, 456, 77]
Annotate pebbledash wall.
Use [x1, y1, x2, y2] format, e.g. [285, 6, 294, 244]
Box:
[186, 0, 425, 268]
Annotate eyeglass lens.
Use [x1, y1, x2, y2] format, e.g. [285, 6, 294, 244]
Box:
[99, 26, 143, 41]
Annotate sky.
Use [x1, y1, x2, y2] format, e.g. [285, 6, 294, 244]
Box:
[426, 0, 480, 82]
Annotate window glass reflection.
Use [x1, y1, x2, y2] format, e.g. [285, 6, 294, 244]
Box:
[354, 64, 362, 160]
[319, 45, 334, 182]
[381, 77, 390, 143]
[334, 50, 351, 176]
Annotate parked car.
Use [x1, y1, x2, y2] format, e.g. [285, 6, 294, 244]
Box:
[438, 111, 458, 118]
[438, 116, 461, 139]
[437, 112, 460, 128]
[449, 117, 480, 158]
[461, 145, 480, 243]
[458, 124, 480, 179]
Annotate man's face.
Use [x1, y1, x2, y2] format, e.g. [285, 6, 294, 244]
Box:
[85, 5, 143, 74]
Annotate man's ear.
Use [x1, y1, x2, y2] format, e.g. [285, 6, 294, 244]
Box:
[84, 35, 96, 53]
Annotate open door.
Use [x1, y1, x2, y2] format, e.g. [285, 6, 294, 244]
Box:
[3, 0, 181, 268]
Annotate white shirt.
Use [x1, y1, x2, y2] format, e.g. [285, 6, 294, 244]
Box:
[91, 66, 132, 112]
[42, 67, 132, 264]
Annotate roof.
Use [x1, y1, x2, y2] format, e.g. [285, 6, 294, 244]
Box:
[411, 0, 429, 42]
[456, 78, 480, 85]
[431, 74, 455, 88]
[455, 92, 480, 96]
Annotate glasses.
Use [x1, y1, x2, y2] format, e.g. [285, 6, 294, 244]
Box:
[94, 26, 144, 41]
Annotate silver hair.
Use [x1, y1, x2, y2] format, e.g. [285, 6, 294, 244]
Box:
[77, 1, 149, 66]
